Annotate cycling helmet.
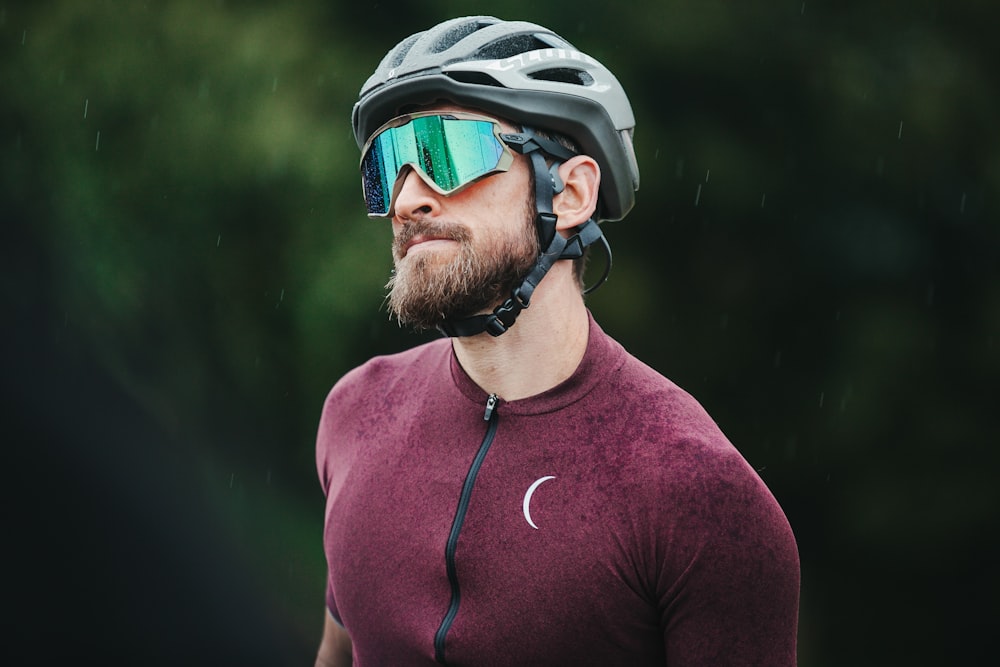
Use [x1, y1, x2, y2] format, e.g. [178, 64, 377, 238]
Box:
[352, 16, 639, 222]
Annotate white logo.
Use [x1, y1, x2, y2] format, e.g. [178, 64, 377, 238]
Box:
[522, 476, 556, 529]
[486, 49, 593, 72]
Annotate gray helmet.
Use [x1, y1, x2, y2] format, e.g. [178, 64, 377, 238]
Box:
[352, 16, 639, 222]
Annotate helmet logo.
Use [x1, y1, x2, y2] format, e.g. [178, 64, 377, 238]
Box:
[486, 48, 593, 72]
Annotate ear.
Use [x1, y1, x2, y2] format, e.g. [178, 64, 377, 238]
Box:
[552, 155, 601, 231]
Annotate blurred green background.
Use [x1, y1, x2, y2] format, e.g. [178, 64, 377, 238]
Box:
[3, 0, 997, 664]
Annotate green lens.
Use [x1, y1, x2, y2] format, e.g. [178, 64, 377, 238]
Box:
[361, 115, 506, 216]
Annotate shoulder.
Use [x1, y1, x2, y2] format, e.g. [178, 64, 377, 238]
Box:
[599, 348, 731, 456]
[592, 344, 777, 516]
[317, 339, 451, 449]
[323, 338, 452, 411]
[315, 338, 452, 490]
[597, 346, 798, 570]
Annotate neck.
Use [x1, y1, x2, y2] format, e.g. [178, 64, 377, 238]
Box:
[450, 262, 590, 401]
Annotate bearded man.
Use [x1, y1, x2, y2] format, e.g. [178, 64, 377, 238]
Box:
[314, 17, 800, 667]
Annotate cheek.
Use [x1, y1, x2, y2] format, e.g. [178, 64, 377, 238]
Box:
[479, 162, 532, 211]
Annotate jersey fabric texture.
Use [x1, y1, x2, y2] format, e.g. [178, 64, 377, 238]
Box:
[316, 314, 800, 666]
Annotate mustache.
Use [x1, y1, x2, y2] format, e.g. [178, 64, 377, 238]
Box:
[392, 220, 472, 259]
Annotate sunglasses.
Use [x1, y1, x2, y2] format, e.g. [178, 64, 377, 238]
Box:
[360, 111, 517, 217]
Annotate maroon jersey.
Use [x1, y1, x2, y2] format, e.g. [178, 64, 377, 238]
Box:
[316, 315, 799, 666]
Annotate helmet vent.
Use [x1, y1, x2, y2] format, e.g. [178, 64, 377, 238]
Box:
[476, 34, 552, 61]
[388, 34, 421, 69]
[444, 70, 504, 88]
[529, 67, 595, 86]
[429, 20, 495, 54]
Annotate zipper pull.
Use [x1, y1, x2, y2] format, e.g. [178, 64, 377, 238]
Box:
[484, 393, 499, 421]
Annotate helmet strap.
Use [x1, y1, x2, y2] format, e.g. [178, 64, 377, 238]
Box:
[437, 132, 610, 338]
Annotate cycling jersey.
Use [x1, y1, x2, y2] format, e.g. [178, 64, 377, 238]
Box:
[316, 314, 799, 666]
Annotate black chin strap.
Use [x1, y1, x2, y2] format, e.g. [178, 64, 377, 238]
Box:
[437, 135, 612, 339]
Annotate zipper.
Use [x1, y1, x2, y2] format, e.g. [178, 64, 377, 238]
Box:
[433, 393, 500, 665]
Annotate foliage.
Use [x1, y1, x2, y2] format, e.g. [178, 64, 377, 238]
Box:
[3, 0, 997, 663]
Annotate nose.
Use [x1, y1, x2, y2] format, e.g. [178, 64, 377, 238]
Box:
[391, 168, 441, 222]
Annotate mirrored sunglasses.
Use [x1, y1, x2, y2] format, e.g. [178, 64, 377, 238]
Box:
[360, 111, 516, 217]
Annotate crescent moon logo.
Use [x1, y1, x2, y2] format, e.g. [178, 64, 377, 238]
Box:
[523, 476, 556, 529]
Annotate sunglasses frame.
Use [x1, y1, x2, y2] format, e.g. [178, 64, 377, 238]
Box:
[360, 111, 518, 218]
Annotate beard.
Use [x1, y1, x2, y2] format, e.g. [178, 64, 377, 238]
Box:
[385, 204, 538, 330]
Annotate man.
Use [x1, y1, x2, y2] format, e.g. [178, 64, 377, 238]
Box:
[315, 16, 799, 666]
